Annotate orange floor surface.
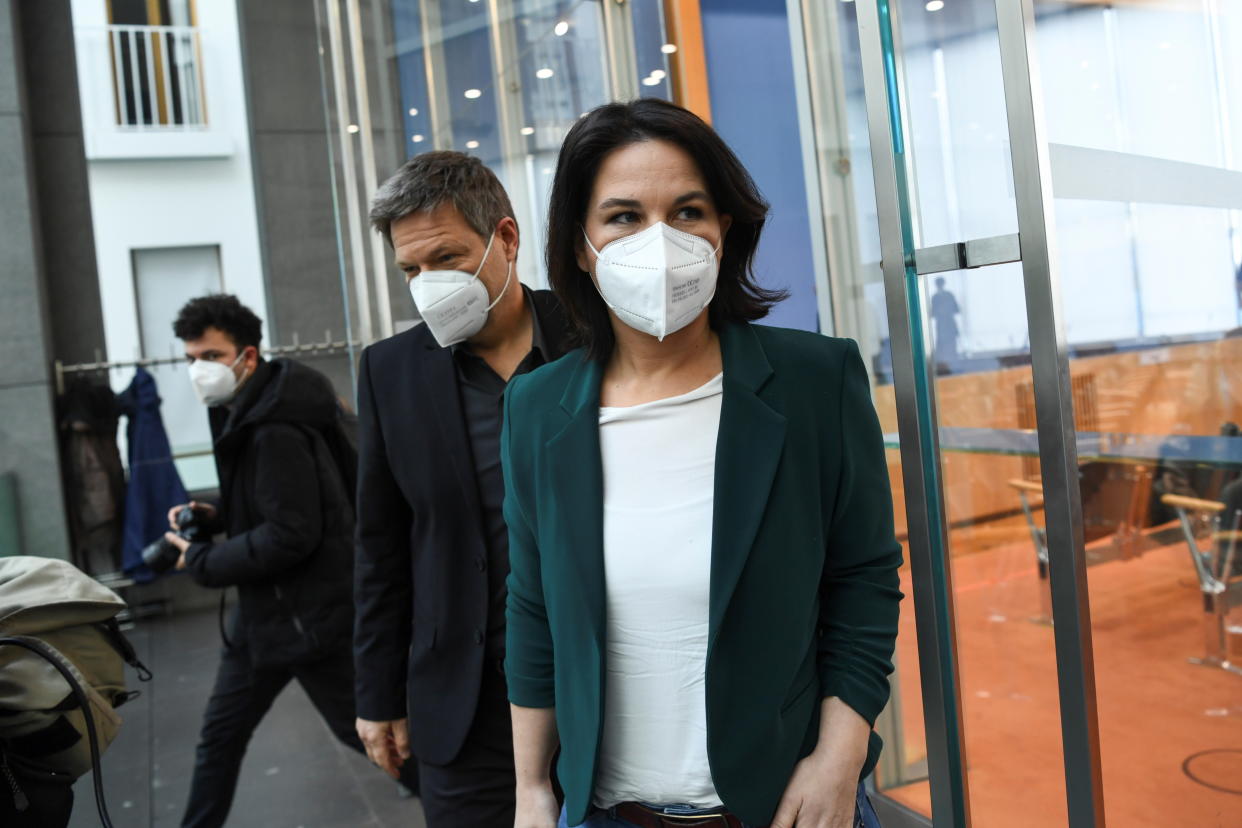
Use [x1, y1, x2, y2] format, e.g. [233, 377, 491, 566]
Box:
[878, 537, 1242, 826]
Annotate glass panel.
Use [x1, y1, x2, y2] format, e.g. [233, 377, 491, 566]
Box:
[385, 0, 625, 290]
[796, 0, 929, 806]
[1037, 0, 1241, 168]
[922, 264, 1070, 825]
[889, 0, 1019, 247]
[1036, 1, 1242, 823]
[631, 0, 673, 98]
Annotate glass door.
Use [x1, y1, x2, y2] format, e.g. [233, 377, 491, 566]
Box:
[798, 0, 1242, 826]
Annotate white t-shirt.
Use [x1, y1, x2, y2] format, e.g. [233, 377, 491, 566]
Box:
[592, 373, 724, 809]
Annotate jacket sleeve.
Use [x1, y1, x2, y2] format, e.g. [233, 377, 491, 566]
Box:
[817, 339, 905, 726]
[351, 347, 414, 722]
[184, 425, 323, 586]
[501, 377, 556, 708]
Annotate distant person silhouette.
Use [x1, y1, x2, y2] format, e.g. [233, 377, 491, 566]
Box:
[930, 276, 961, 367]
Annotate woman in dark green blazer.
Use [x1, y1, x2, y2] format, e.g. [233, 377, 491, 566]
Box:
[503, 99, 902, 828]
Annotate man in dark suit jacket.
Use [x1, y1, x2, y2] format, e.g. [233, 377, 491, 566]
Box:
[353, 152, 572, 828]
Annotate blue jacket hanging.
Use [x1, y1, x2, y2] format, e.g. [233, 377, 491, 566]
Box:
[119, 367, 188, 582]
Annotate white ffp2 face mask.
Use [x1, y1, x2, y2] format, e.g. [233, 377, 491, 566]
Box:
[408, 231, 512, 348]
[188, 352, 247, 406]
[584, 222, 720, 341]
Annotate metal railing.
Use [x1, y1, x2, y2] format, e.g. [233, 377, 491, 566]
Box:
[104, 24, 206, 130]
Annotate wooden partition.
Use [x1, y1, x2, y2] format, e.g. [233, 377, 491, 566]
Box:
[872, 336, 1242, 552]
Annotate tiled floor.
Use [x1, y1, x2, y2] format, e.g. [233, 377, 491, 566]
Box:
[68, 607, 426, 828]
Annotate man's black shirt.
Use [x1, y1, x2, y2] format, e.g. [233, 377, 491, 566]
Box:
[451, 287, 551, 657]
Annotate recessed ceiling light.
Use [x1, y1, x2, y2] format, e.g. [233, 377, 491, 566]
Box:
[466, 140, 480, 149]
[641, 76, 660, 87]
[925, 0, 944, 10]
[520, 126, 535, 135]
[650, 69, 666, 81]
[661, 43, 678, 54]
[464, 88, 482, 99]
[347, 124, 360, 133]
[412, 134, 425, 143]
[408, 107, 419, 116]
[554, 21, 569, 37]
[536, 67, 554, 79]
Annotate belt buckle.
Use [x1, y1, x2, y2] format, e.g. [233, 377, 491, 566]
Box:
[651, 808, 729, 826]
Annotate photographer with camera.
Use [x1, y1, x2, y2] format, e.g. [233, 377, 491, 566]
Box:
[162, 295, 415, 828]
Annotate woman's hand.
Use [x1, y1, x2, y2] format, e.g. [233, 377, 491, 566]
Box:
[769, 749, 861, 828]
[514, 780, 559, 828]
[770, 696, 870, 828]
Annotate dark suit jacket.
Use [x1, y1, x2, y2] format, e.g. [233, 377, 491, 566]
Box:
[502, 322, 904, 826]
[353, 289, 571, 765]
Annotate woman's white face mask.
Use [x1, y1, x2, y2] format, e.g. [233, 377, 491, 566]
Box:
[583, 222, 720, 341]
[408, 230, 513, 348]
[188, 352, 248, 406]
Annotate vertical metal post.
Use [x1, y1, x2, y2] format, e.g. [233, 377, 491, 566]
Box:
[993, 1, 1105, 825]
[601, 0, 639, 101]
[326, 0, 375, 345]
[856, 2, 971, 826]
[417, 0, 453, 148]
[345, 0, 395, 340]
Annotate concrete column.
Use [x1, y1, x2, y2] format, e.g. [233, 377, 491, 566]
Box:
[0, 0, 70, 556]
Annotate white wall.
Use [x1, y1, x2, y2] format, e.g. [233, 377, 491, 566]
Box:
[70, 0, 268, 489]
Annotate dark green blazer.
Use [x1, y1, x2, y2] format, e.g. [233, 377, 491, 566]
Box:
[502, 322, 903, 826]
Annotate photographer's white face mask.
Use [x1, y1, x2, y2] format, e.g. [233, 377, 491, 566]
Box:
[584, 222, 720, 341]
[188, 352, 248, 406]
[409, 231, 512, 348]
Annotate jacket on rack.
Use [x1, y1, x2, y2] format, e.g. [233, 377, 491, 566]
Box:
[118, 368, 188, 582]
[183, 358, 354, 668]
[57, 378, 126, 575]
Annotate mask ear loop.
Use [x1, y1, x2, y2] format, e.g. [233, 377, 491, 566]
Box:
[485, 260, 513, 311]
[475, 229, 513, 312]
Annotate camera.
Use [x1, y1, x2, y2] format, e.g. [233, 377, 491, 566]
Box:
[142, 506, 211, 573]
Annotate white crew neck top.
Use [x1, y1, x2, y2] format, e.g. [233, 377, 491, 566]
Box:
[592, 373, 725, 809]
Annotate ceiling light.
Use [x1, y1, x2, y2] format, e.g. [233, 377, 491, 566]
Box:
[412, 134, 425, 143]
[408, 107, 419, 116]
[641, 76, 660, 87]
[661, 43, 678, 54]
[925, 0, 944, 10]
[650, 69, 666, 81]
[466, 140, 480, 149]
[554, 21, 569, 36]
[347, 124, 360, 133]
[536, 67, 554, 79]
[520, 126, 535, 135]
[464, 88, 482, 99]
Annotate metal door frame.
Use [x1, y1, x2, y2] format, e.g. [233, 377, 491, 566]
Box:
[854, 0, 1106, 825]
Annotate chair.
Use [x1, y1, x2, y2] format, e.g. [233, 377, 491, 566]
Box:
[1008, 478, 1051, 622]
[1161, 493, 1242, 676]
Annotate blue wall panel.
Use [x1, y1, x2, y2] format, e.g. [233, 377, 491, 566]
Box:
[699, 0, 819, 332]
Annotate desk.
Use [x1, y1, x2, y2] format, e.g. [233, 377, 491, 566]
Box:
[884, 427, 1242, 468]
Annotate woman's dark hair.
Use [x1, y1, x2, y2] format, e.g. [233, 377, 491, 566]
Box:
[173, 294, 263, 350]
[546, 99, 785, 361]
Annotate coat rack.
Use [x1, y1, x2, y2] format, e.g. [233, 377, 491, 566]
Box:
[53, 332, 363, 394]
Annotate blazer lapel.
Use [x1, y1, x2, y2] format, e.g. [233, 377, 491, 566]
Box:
[709, 325, 787, 649]
[421, 344, 485, 525]
[544, 355, 607, 647]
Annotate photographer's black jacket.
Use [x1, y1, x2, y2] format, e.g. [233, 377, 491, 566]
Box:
[184, 358, 353, 667]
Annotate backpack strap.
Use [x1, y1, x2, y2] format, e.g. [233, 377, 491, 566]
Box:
[0, 636, 115, 828]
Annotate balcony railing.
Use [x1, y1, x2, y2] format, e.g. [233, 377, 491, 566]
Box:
[105, 24, 206, 130]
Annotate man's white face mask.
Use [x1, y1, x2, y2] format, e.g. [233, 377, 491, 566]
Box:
[408, 231, 513, 348]
[187, 352, 248, 406]
[583, 222, 720, 341]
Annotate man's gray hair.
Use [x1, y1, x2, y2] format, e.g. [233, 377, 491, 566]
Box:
[369, 151, 515, 247]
